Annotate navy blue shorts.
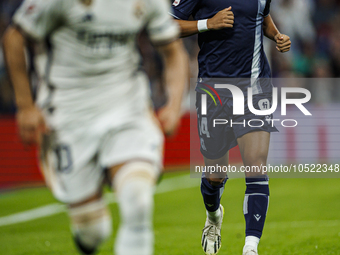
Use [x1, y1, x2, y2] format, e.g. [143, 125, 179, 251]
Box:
[196, 92, 278, 160]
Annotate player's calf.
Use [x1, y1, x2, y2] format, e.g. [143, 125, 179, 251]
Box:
[202, 155, 229, 215]
[201, 176, 227, 215]
[112, 161, 157, 255]
[69, 198, 112, 255]
[243, 175, 269, 254]
[200, 176, 227, 255]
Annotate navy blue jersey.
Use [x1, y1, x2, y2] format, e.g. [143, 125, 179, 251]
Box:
[172, 0, 272, 95]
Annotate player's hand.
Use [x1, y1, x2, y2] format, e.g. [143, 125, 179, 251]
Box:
[207, 7, 234, 30]
[157, 102, 181, 137]
[275, 33, 291, 53]
[16, 106, 49, 145]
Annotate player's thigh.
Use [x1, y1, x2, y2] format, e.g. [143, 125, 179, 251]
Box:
[203, 152, 229, 184]
[100, 113, 163, 188]
[232, 92, 277, 176]
[108, 160, 158, 195]
[237, 130, 270, 164]
[237, 131, 270, 177]
[40, 129, 104, 204]
[196, 92, 237, 160]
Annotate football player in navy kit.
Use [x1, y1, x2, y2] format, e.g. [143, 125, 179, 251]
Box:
[171, 1, 291, 255]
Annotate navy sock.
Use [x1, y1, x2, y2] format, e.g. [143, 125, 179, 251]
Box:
[201, 176, 228, 212]
[243, 175, 269, 238]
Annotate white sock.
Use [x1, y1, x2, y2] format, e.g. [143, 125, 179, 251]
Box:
[243, 236, 260, 253]
[207, 206, 222, 223]
[115, 178, 154, 255]
[69, 199, 112, 250]
[73, 218, 112, 249]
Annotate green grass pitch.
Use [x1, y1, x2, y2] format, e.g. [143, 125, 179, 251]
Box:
[0, 171, 340, 255]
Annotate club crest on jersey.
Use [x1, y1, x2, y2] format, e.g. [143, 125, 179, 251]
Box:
[25, 4, 36, 15]
[134, 1, 145, 19]
[258, 99, 270, 110]
[173, 0, 181, 6]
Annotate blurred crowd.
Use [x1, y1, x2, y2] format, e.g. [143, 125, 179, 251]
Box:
[0, 0, 340, 114]
[0, 0, 22, 113]
[271, 0, 340, 78]
[270, 0, 340, 102]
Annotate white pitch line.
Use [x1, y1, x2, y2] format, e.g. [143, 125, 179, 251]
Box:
[0, 204, 66, 227]
[157, 174, 200, 194]
[0, 174, 199, 227]
[1, 175, 339, 230]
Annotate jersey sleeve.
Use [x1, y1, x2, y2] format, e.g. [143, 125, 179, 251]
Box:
[12, 0, 64, 40]
[263, 0, 272, 17]
[171, 0, 199, 20]
[146, 0, 180, 45]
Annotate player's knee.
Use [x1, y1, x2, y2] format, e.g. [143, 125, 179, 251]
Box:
[207, 177, 225, 186]
[69, 198, 112, 250]
[205, 171, 228, 186]
[243, 152, 267, 168]
[113, 161, 157, 225]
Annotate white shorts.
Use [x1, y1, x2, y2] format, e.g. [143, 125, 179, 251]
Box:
[39, 74, 164, 204]
[41, 112, 163, 204]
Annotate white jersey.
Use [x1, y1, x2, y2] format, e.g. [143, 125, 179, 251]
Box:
[13, 0, 174, 203]
[14, 0, 178, 88]
[13, 0, 179, 129]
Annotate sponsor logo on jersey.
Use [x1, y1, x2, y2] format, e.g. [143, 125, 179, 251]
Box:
[173, 0, 181, 6]
[77, 30, 135, 50]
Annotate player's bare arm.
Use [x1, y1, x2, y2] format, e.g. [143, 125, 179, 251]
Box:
[263, 15, 291, 53]
[2, 26, 48, 145]
[175, 7, 234, 38]
[157, 39, 189, 136]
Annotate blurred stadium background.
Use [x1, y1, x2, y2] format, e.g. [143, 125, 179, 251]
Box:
[0, 1, 340, 254]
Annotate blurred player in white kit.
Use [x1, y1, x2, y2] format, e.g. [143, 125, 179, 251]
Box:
[3, 0, 188, 254]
